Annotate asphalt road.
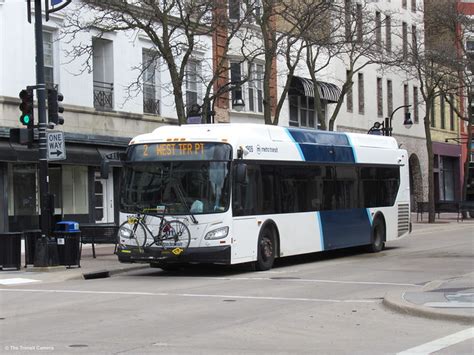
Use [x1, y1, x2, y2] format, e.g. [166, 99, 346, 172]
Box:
[1, 221, 473, 354]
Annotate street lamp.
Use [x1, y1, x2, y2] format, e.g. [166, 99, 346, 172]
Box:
[186, 81, 246, 124]
[368, 104, 413, 136]
[209, 81, 245, 123]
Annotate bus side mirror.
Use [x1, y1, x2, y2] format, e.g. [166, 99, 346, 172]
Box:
[236, 164, 247, 184]
[100, 159, 110, 179]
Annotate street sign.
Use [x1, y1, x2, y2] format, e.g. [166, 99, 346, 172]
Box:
[47, 131, 66, 161]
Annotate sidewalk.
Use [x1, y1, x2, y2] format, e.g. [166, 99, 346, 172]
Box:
[0, 244, 147, 285]
[383, 213, 474, 324]
[383, 273, 474, 325]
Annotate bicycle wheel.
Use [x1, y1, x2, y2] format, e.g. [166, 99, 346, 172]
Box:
[158, 220, 191, 250]
[118, 220, 147, 248]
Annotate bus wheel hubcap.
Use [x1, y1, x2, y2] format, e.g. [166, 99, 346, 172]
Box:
[261, 237, 273, 260]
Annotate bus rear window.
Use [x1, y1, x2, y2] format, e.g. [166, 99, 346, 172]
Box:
[127, 142, 232, 161]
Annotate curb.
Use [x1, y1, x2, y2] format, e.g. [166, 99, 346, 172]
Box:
[71, 263, 150, 281]
[382, 290, 474, 325]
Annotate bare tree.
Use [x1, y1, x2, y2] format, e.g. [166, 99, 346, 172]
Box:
[245, 0, 334, 125]
[310, 0, 399, 131]
[399, 0, 468, 222]
[431, 0, 474, 210]
[61, 0, 253, 125]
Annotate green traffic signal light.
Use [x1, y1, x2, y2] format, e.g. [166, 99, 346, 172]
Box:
[19, 88, 34, 127]
[20, 114, 30, 125]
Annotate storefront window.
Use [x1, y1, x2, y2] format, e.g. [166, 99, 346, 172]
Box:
[49, 166, 62, 215]
[62, 166, 88, 214]
[8, 164, 38, 216]
[439, 157, 455, 201]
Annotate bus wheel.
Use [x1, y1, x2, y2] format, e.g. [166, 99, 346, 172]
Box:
[255, 229, 276, 271]
[368, 217, 385, 253]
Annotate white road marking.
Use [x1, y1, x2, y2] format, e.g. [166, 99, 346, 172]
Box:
[397, 327, 474, 355]
[0, 278, 41, 286]
[0, 288, 378, 303]
[207, 277, 421, 287]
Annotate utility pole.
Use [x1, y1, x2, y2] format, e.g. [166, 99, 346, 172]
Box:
[34, 0, 49, 238]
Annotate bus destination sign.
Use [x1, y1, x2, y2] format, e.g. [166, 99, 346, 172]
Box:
[129, 142, 232, 161]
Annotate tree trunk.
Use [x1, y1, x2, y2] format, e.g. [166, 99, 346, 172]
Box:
[423, 105, 436, 223]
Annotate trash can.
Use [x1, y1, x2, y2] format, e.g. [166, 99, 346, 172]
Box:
[34, 236, 59, 267]
[54, 221, 81, 268]
[0, 232, 22, 270]
[24, 229, 42, 267]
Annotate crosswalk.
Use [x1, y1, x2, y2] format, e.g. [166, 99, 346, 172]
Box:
[0, 278, 41, 286]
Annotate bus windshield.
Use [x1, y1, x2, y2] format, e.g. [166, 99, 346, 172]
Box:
[120, 160, 231, 215]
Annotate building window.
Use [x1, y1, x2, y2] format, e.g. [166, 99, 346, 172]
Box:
[142, 49, 160, 115]
[440, 95, 446, 129]
[402, 22, 408, 60]
[404, 84, 409, 117]
[439, 157, 456, 201]
[449, 94, 455, 130]
[411, 0, 416, 12]
[93, 38, 114, 110]
[377, 77, 383, 117]
[358, 73, 364, 114]
[49, 167, 62, 215]
[289, 95, 320, 129]
[248, 63, 263, 113]
[251, 0, 262, 22]
[346, 70, 353, 112]
[230, 62, 244, 110]
[229, 0, 240, 21]
[8, 164, 38, 217]
[387, 79, 393, 117]
[186, 59, 201, 111]
[385, 15, 392, 53]
[375, 12, 382, 51]
[412, 25, 418, 62]
[413, 86, 419, 124]
[356, 4, 363, 43]
[43, 31, 54, 86]
[62, 166, 89, 215]
[402, 0, 407, 9]
[345, 0, 351, 41]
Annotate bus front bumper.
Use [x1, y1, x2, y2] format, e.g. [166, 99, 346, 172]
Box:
[117, 245, 231, 265]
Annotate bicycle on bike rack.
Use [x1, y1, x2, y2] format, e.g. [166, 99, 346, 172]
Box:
[118, 206, 191, 255]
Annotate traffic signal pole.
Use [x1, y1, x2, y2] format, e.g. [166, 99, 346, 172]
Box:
[34, 0, 50, 240]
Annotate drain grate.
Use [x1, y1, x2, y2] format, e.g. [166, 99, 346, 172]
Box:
[270, 277, 301, 280]
[83, 271, 110, 280]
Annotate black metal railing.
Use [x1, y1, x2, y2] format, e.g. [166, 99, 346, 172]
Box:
[93, 81, 114, 110]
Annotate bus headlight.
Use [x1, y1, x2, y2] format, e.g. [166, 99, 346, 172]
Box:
[204, 226, 229, 240]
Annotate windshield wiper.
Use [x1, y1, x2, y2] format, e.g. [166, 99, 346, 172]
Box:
[172, 182, 199, 224]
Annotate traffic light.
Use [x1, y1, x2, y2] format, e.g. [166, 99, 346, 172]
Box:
[19, 88, 34, 127]
[47, 88, 64, 125]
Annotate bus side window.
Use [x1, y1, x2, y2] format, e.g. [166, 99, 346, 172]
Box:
[232, 164, 261, 216]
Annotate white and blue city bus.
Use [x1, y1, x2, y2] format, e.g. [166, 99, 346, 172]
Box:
[117, 123, 411, 270]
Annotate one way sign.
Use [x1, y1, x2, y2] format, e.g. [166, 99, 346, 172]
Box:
[47, 131, 66, 161]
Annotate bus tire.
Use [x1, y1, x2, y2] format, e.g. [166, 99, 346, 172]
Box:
[368, 216, 385, 253]
[255, 228, 276, 271]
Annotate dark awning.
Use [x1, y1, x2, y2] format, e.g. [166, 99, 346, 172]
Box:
[289, 76, 341, 103]
[0, 140, 125, 166]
